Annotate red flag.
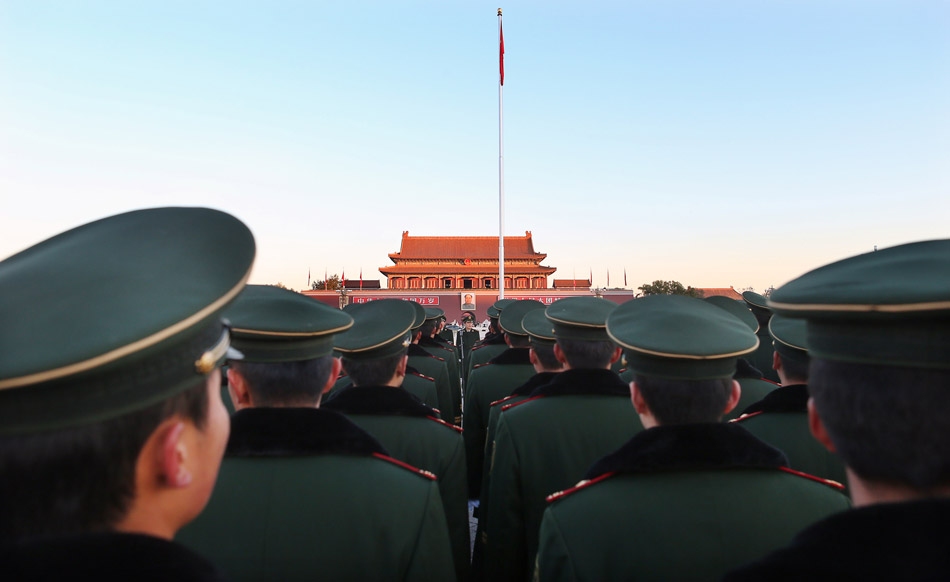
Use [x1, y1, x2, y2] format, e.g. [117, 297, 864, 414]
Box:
[342, 268, 345, 289]
[308, 269, 311, 287]
[589, 267, 593, 286]
[499, 22, 505, 86]
[325, 268, 328, 287]
[607, 268, 610, 287]
[624, 268, 628, 287]
[360, 268, 363, 290]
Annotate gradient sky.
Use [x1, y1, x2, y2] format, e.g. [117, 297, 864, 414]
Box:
[2, 1, 947, 292]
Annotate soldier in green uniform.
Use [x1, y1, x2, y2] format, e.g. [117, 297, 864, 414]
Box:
[464, 300, 544, 498]
[177, 286, 455, 581]
[535, 294, 850, 582]
[0, 207, 255, 580]
[470, 307, 565, 579]
[465, 300, 515, 380]
[706, 295, 780, 419]
[459, 312, 481, 368]
[419, 307, 462, 424]
[482, 297, 641, 582]
[325, 304, 441, 411]
[726, 239, 950, 581]
[743, 290, 781, 383]
[731, 315, 847, 487]
[406, 301, 456, 422]
[324, 299, 469, 581]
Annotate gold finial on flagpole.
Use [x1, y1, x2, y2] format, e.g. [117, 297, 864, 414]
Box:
[498, 8, 502, 15]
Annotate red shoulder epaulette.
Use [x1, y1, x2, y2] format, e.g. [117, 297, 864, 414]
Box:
[473, 362, 493, 369]
[546, 472, 616, 503]
[429, 353, 445, 362]
[729, 411, 764, 423]
[502, 395, 545, 411]
[490, 395, 518, 407]
[409, 371, 435, 382]
[761, 378, 782, 387]
[426, 415, 463, 433]
[471, 344, 486, 352]
[777, 467, 845, 491]
[372, 452, 437, 480]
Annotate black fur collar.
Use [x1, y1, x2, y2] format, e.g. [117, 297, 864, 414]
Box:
[529, 368, 629, 398]
[321, 385, 436, 418]
[1, 532, 225, 581]
[734, 357, 764, 379]
[585, 423, 788, 479]
[725, 499, 950, 581]
[488, 347, 532, 366]
[408, 343, 443, 360]
[512, 371, 559, 397]
[226, 407, 387, 457]
[740, 384, 809, 416]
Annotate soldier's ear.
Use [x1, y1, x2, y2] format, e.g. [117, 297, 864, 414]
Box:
[227, 368, 252, 410]
[721, 380, 742, 416]
[159, 420, 192, 488]
[808, 398, 836, 453]
[553, 343, 569, 366]
[772, 351, 782, 372]
[395, 355, 409, 378]
[323, 358, 343, 394]
[630, 382, 649, 414]
[608, 347, 622, 365]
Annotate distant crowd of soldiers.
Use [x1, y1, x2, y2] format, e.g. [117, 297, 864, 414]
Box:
[1, 207, 948, 581]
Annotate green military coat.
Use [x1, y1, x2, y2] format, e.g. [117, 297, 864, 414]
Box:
[322, 385, 469, 582]
[420, 336, 462, 424]
[464, 335, 506, 382]
[463, 348, 536, 497]
[470, 371, 559, 580]
[536, 423, 850, 582]
[483, 369, 642, 582]
[749, 329, 780, 383]
[408, 343, 455, 423]
[732, 384, 848, 488]
[177, 408, 454, 582]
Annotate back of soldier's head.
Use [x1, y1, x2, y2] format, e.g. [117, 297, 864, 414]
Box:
[226, 285, 353, 407]
[769, 239, 950, 490]
[607, 294, 758, 425]
[335, 299, 415, 387]
[546, 297, 618, 369]
[0, 207, 255, 542]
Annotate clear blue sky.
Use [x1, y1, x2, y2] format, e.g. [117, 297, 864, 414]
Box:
[2, 1, 947, 292]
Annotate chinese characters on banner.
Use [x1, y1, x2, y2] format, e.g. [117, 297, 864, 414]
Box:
[351, 296, 440, 305]
[508, 296, 565, 305]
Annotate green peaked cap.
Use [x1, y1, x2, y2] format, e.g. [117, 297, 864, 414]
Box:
[487, 305, 501, 318]
[545, 296, 617, 341]
[522, 308, 557, 345]
[493, 298, 517, 311]
[607, 294, 759, 380]
[704, 296, 759, 332]
[768, 239, 950, 369]
[768, 315, 809, 365]
[424, 307, 444, 321]
[0, 207, 255, 435]
[225, 285, 353, 363]
[742, 291, 771, 317]
[408, 300, 426, 330]
[499, 300, 546, 336]
[335, 299, 415, 360]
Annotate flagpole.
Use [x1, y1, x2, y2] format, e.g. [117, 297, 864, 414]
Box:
[497, 7, 505, 299]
